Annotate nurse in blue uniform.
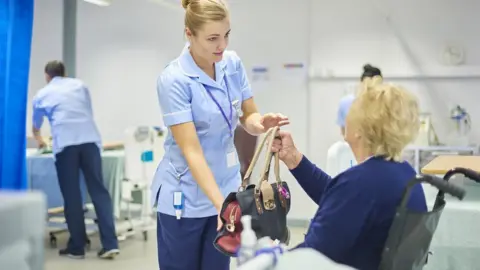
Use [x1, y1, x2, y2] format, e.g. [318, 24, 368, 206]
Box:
[152, 1, 289, 270]
[336, 64, 383, 136]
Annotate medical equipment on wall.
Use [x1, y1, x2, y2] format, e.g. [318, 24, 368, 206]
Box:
[326, 140, 357, 177]
[413, 113, 439, 146]
[447, 105, 471, 146]
[119, 126, 165, 241]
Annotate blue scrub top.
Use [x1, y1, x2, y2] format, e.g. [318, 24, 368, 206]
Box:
[152, 44, 254, 218]
[336, 94, 355, 128]
[32, 77, 102, 155]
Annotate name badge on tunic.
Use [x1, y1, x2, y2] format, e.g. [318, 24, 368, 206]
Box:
[227, 151, 239, 168]
[232, 99, 243, 118]
[226, 141, 238, 168]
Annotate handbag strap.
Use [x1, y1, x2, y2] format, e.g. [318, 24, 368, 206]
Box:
[254, 126, 289, 212]
[240, 127, 275, 189]
[257, 126, 280, 187]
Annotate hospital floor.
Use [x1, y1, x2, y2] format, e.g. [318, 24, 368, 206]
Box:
[44, 226, 307, 270]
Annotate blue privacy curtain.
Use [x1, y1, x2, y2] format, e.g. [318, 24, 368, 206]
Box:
[0, 0, 34, 190]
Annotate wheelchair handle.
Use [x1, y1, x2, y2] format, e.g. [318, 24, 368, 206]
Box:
[444, 167, 480, 183]
[420, 174, 466, 200]
[399, 174, 466, 209]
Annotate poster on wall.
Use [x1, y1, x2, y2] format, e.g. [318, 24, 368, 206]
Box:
[282, 62, 306, 78]
[251, 66, 269, 82]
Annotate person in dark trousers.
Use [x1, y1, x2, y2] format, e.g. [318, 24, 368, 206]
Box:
[32, 60, 120, 260]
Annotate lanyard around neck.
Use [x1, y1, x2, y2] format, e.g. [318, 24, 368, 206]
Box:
[205, 81, 233, 137]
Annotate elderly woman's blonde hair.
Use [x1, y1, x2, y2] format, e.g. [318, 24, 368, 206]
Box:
[347, 76, 420, 161]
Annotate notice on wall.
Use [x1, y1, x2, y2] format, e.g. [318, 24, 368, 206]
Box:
[282, 62, 306, 78]
[251, 66, 269, 82]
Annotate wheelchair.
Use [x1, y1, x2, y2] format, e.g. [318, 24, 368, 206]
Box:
[379, 167, 480, 270]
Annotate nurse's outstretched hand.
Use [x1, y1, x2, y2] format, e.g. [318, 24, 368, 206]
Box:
[255, 113, 290, 132]
[271, 130, 303, 170]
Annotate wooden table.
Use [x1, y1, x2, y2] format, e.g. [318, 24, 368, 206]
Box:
[421, 155, 480, 175]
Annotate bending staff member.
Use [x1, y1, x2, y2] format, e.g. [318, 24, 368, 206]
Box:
[32, 61, 119, 260]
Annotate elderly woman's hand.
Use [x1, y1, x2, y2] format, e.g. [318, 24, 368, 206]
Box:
[271, 130, 303, 170]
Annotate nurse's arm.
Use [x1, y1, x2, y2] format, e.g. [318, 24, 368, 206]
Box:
[288, 154, 332, 205]
[170, 123, 225, 210]
[234, 54, 264, 136]
[239, 97, 264, 135]
[292, 177, 373, 262]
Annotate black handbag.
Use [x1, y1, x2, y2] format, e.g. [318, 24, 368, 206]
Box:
[213, 126, 292, 256]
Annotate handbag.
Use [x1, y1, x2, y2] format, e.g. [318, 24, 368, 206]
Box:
[213, 126, 292, 257]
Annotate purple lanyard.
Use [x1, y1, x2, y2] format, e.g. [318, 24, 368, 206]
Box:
[205, 81, 233, 136]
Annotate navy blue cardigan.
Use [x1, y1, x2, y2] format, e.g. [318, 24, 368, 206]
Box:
[291, 155, 427, 270]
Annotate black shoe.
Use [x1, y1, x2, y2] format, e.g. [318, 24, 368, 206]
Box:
[97, 248, 120, 259]
[59, 249, 85, 259]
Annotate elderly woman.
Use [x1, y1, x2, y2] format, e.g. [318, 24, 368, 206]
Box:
[272, 77, 427, 270]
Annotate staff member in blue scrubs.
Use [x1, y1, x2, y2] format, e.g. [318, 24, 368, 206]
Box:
[336, 64, 382, 135]
[152, 1, 289, 269]
[32, 61, 120, 260]
[272, 77, 427, 270]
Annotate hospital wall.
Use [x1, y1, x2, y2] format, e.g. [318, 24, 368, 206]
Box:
[27, 0, 480, 221]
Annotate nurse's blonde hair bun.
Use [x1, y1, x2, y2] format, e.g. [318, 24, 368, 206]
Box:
[182, 0, 192, 9]
[183, 0, 229, 35]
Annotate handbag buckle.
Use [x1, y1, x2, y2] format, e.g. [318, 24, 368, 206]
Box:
[260, 181, 276, 211]
[264, 200, 276, 210]
[226, 223, 235, 232]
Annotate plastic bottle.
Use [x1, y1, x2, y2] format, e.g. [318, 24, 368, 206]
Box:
[237, 215, 257, 266]
[326, 140, 357, 177]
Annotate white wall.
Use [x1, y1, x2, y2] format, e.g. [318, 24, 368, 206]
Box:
[308, 0, 480, 172]
[29, 0, 480, 220]
[27, 0, 64, 136]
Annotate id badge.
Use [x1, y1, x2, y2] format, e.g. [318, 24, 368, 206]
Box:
[226, 142, 239, 168]
[173, 191, 183, 208]
[232, 100, 243, 118]
[173, 191, 184, 220]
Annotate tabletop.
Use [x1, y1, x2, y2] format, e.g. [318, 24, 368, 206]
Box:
[421, 155, 480, 175]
